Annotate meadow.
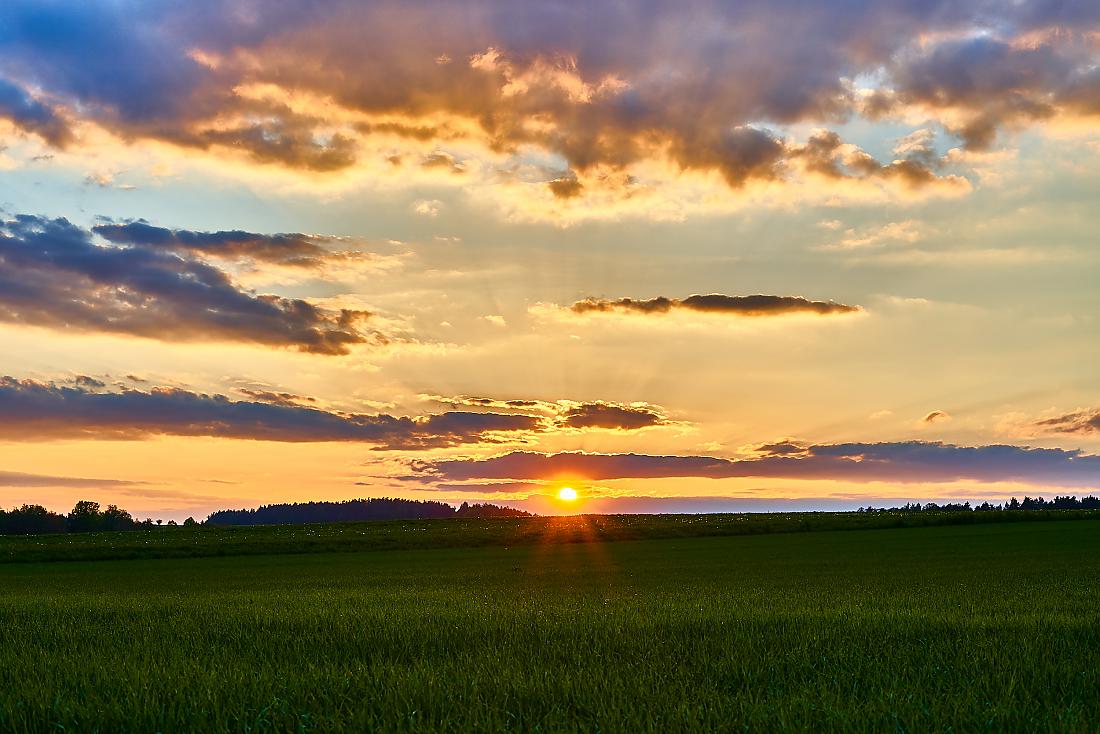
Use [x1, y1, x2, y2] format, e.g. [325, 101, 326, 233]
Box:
[2, 508, 1097, 564]
[0, 517, 1097, 732]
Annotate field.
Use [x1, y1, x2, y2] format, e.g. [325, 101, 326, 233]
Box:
[1, 517, 1098, 732]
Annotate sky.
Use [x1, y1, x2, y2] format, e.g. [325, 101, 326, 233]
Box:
[0, 0, 1098, 520]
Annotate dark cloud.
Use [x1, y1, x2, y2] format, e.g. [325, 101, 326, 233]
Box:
[560, 402, 666, 430]
[0, 214, 379, 354]
[548, 176, 583, 199]
[754, 441, 810, 456]
[792, 129, 944, 187]
[883, 36, 1084, 149]
[408, 442, 1100, 486]
[1034, 410, 1100, 434]
[570, 294, 860, 317]
[73, 375, 106, 389]
[92, 221, 336, 268]
[0, 76, 70, 145]
[4, 1, 1086, 189]
[0, 376, 540, 450]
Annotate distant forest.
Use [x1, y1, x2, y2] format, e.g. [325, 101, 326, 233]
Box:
[0, 498, 529, 536]
[205, 498, 532, 526]
[3, 495, 1097, 536]
[859, 496, 1100, 513]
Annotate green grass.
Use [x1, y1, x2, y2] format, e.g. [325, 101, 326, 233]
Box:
[3, 509, 1098, 563]
[1, 518, 1098, 732]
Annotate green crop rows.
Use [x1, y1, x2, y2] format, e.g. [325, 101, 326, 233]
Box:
[1, 518, 1097, 732]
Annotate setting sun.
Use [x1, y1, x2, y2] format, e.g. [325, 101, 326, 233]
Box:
[557, 487, 578, 501]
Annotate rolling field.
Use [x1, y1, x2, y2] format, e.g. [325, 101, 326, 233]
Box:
[1, 518, 1098, 732]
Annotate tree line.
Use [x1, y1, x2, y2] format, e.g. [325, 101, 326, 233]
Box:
[205, 498, 531, 526]
[0, 501, 199, 535]
[0, 497, 531, 535]
[858, 495, 1100, 513]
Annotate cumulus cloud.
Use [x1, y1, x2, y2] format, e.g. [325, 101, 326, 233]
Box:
[878, 34, 1100, 149]
[407, 442, 1100, 487]
[569, 294, 860, 317]
[0, 376, 540, 450]
[3, 0, 1089, 207]
[0, 214, 383, 354]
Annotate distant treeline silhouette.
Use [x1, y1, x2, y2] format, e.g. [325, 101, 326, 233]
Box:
[205, 498, 531, 526]
[859, 495, 1100, 513]
[0, 497, 529, 535]
[0, 500, 198, 536]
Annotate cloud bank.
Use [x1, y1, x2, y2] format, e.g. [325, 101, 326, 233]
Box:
[0, 377, 541, 450]
[0, 0, 1095, 206]
[408, 442, 1100, 487]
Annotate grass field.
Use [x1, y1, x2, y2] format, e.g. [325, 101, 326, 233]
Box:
[3, 509, 1098, 564]
[1, 518, 1098, 732]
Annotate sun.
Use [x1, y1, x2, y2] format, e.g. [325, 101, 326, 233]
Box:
[557, 486, 578, 501]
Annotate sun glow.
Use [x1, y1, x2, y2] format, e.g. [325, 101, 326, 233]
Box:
[557, 486, 578, 501]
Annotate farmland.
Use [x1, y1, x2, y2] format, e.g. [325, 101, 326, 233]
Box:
[1, 516, 1098, 731]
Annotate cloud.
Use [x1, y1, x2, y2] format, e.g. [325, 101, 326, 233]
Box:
[407, 442, 1100, 487]
[825, 220, 923, 250]
[569, 294, 860, 317]
[0, 470, 140, 489]
[879, 34, 1100, 149]
[0, 214, 383, 354]
[4, 0, 1086, 208]
[422, 394, 674, 432]
[236, 389, 317, 407]
[0, 76, 70, 145]
[413, 199, 442, 217]
[0, 376, 541, 449]
[1034, 410, 1100, 434]
[548, 175, 583, 199]
[93, 221, 337, 268]
[559, 402, 667, 430]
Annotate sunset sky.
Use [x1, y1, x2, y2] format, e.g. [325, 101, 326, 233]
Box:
[0, 0, 1098, 520]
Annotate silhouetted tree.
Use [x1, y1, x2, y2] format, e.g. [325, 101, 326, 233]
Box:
[101, 504, 138, 531]
[67, 500, 103, 533]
